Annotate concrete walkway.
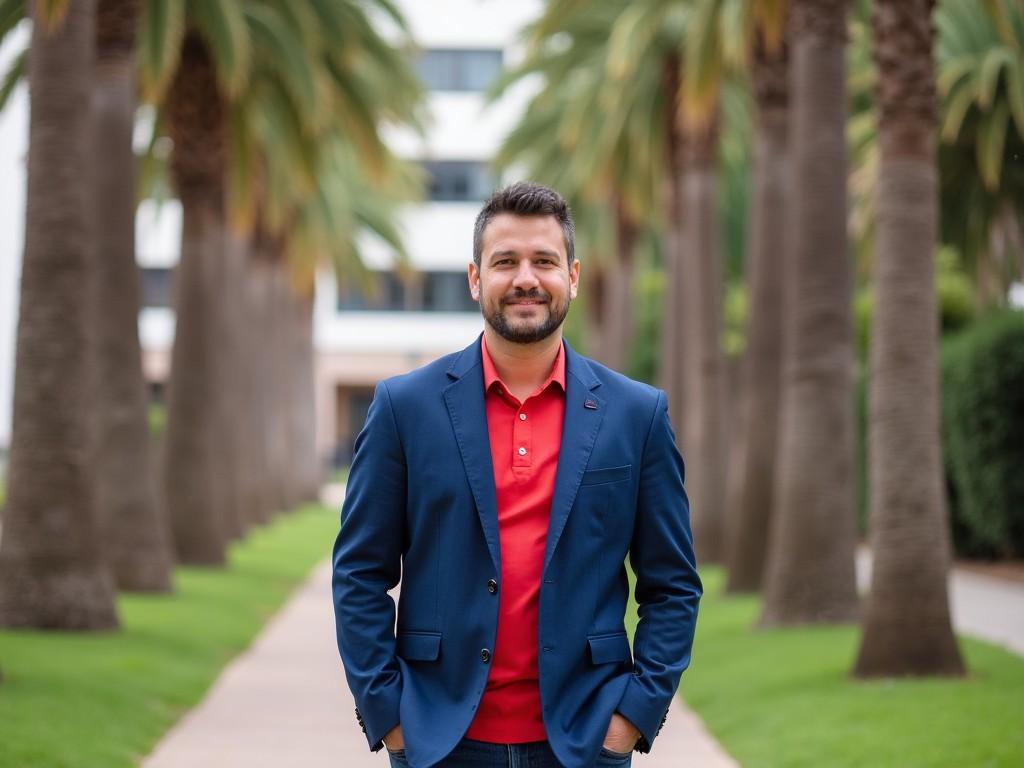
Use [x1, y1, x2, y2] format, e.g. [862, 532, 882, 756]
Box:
[856, 549, 1024, 657]
[142, 559, 737, 768]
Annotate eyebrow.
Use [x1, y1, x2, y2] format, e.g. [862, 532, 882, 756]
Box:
[489, 248, 562, 262]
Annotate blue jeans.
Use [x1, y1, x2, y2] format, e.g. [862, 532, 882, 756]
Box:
[386, 738, 632, 767]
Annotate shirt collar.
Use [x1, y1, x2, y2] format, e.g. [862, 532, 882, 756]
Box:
[481, 334, 566, 397]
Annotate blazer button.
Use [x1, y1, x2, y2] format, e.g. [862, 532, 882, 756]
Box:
[480, 648, 491, 663]
[487, 579, 498, 594]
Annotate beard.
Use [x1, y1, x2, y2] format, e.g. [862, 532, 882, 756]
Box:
[482, 286, 571, 344]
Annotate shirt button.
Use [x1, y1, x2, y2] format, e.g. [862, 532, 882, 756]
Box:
[487, 579, 498, 594]
[518, 447, 527, 456]
[519, 413, 527, 421]
[481, 648, 491, 663]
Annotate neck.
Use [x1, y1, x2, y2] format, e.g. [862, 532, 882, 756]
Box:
[483, 327, 563, 397]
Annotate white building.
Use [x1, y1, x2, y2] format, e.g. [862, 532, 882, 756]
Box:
[0, 1, 542, 470]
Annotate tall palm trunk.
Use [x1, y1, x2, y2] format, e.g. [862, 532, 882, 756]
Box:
[761, 0, 859, 625]
[725, 30, 789, 592]
[243, 243, 276, 525]
[659, 54, 687, 437]
[209, 233, 244, 540]
[93, 0, 172, 591]
[0, 0, 118, 629]
[603, 200, 638, 374]
[286, 286, 320, 504]
[223, 232, 257, 531]
[162, 30, 228, 564]
[853, 0, 964, 677]
[582, 260, 608, 364]
[681, 112, 726, 563]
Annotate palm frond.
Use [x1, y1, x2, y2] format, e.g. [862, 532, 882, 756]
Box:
[0, 0, 26, 52]
[139, 0, 185, 101]
[186, 0, 251, 96]
[0, 43, 25, 114]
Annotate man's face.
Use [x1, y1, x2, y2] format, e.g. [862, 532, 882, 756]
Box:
[468, 213, 580, 345]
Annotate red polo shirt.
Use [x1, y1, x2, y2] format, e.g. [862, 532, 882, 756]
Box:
[465, 335, 566, 743]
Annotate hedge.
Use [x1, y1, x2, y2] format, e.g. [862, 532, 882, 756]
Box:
[941, 309, 1024, 558]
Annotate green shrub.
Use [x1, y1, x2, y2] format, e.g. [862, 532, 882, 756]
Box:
[941, 310, 1024, 558]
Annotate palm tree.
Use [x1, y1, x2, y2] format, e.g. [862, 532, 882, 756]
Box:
[139, 0, 423, 560]
[606, 0, 728, 561]
[0, 0, 119, 629]
[852, 0, 965, 677]
[760, 0, 859, 625]
[92, 0, 173, 591]
[936, 0, 1024, 306]
[725, 10, 790, 593]
[491, 1, 661, 373]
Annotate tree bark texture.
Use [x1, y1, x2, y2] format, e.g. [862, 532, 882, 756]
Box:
[681, 115, 726, 563]
[725, 30, 789, 593]
[241, 250, 274, 526]
[92, 0, 173, 591]
[286, 288, 321, 505]
[853, 0, 964, 677]
[162, 31, 228, 564]
[659, 54, 687, 442]
[761, 0, 860, 625]
[603, 201, 638, 374]
[0, 0, 119, 629]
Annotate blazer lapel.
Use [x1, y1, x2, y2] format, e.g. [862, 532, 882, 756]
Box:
[444, 337, 501, 574]
[544, 343, 604, 574]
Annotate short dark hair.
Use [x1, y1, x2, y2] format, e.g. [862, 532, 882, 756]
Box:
[473, 181, 575, 266]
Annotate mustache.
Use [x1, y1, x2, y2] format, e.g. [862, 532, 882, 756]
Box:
[501, 288, 551, 305]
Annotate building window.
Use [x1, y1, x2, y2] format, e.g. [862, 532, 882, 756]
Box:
[416, 49, 503, 92]
[337, 272, 407, 311]
[422, 271, 477, 312]
[140, 266, 173, 308]
[336, 271, 477, 313]
[422, 161, 495, 202]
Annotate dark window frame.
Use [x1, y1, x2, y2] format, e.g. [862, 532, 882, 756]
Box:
[415, 48, 504, 93]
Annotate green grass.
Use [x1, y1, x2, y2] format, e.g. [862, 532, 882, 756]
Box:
[673, 567, 1024, 767]
[0, 504, 339, 768]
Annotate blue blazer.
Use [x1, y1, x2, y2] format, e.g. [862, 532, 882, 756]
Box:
[332, 337, 701, 768]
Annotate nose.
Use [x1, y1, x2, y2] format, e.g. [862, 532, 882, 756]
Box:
[512, 261, 540, 290]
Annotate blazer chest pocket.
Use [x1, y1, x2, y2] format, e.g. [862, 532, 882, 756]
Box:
[396, 631, 441, 661]
[588, 632, 631, 665]
[580, 464, 631, 487]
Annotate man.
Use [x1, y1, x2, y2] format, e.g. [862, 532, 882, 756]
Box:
[333, 182, 701, 768]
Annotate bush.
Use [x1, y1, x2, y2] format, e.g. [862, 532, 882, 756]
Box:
[941, 310, 1024, 558]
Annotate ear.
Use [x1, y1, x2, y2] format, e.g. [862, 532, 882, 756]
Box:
[569, 259, 580, 300]
[468, 261, 481, 301]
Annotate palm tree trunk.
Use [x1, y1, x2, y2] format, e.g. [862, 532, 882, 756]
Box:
[209, 233, 244, 540]
[660, 54, 687, 437]
[681, 112, 726, 563]
[0, 0, 119, 629]
[243, 247, 274, 526]
[604, 200, 638, 374]
[162, 31, 228, 564]
[264, 252, 292, 514]
[92, 0, 172, 591]
[761, 0, 859, 625]
[287, 287, 320, 503]
[853, 0, 964, 676]
[582, 261, 608, 365]
[725, 29, 789, 593]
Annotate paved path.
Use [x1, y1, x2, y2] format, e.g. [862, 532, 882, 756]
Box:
[142, 560, 737, 768]
[856, 548, 1024, 657]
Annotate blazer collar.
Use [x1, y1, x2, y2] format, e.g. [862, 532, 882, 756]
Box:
[444, 333, 605, 576]
[446, 333, 601, 390]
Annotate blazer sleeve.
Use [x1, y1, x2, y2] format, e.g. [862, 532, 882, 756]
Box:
[332, 381, 406, 751]
[615, 389, 703, 752]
